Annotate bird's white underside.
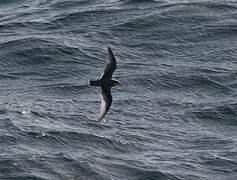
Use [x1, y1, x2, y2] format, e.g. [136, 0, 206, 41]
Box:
[98, 94, 107, 121]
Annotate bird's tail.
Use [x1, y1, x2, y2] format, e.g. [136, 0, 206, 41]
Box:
[89, 80, 100, 86]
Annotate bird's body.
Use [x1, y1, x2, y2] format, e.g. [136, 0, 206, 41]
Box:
[89, 47, 119, 121]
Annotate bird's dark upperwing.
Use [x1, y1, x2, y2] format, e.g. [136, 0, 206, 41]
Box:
[98, 86, 112, 121]
[100, 47, 117, 81]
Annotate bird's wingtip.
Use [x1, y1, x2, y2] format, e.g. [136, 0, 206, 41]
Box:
[107, 46, 115, 59]
[98, 114, 106, 122]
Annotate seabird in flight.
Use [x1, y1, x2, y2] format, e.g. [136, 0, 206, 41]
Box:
[89, 47, 120, 121]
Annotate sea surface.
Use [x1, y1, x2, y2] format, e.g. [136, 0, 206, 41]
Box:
[0, 0, 237, 179]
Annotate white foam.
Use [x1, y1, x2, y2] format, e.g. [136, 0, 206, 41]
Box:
[22, 110, 31, 115]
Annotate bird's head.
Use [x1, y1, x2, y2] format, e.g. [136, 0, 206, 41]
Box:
[111, 79, 120, 87]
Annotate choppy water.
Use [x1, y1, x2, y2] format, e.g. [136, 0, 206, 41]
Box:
[0, 0, 237, 179]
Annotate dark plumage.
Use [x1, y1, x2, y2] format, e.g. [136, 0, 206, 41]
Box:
[89, 47, 119, 121]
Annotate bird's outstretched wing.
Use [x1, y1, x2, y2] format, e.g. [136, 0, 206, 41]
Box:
[100, 47, 117, 81]
[98, 87, 112, 121]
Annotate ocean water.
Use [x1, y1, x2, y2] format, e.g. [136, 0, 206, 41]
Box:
[0, 0, 237, 179]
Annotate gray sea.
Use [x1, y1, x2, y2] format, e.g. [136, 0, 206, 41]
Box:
[0, 0, 237, 179]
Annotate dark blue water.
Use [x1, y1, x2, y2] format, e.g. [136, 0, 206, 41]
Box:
[0, 0, 237, 179]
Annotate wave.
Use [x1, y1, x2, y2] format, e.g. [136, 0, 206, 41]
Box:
[0, 0, 27, 7]
[200, 153, 237, 175]
[0, 117, 22, 133]
[119, 0, 161, 4]
[0, 21, 59, 32]
[0, 155, 112, 180]
[0, 37, 53, 66]
[40, 83, 90, 96]
[50, 8, 122, 27]
[108, 164, 181, 180]
[129, 71, 232, 95]
[50, 0, 99, 9]
[0, 37, 84, 68]
[191, 102, 237, 125]
[0, 134, 18, 145]
[111, 0, 237, 45]
[43, 130, 129, 149]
